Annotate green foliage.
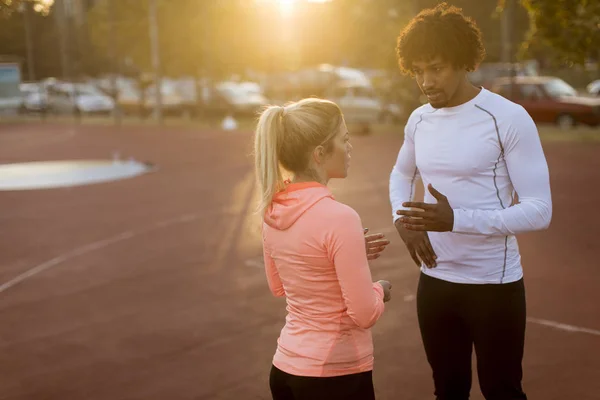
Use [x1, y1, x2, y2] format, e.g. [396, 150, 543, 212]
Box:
[519, 0, 600, 65]
[0, 0, 53, 17]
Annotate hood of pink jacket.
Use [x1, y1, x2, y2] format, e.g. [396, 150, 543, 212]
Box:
[264, 181, 333, 230]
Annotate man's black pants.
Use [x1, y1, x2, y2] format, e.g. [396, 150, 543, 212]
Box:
[417, 272, 528, 400]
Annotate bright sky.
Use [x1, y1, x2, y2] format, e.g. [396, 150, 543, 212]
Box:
[257, 0, 332, 18]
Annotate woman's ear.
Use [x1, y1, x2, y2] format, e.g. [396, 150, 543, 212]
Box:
[312, 145, 325, 164]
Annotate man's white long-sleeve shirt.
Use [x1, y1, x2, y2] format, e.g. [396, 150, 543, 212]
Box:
[389, 88, 552, 284]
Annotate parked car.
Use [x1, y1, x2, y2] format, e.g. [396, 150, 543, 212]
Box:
[491, 76, 600, 129]
[167, 77, 202, 118]
[469, 61, 538, 89]
[264, 65, 395, 134]
[20, 82, 48, 112]
[328, 82, 384, 127]
[144, 82, 187, 116]
[46, 82, 115, 115]
[215, 81, 269, 116]
[587, 80, 600, 96]
[115, 84, 144, 116]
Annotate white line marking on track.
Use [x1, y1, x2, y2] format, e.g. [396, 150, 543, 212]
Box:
[403, 294, 416, 302]
[244, 259, 264, 269]
[396, 294, 600, 336]
[526, 317, 600, 337]
[0, 231, 134, 294]
[247, 251, 600, 337]
[368, 226, 600, 336]
[0, 210, 235, 295]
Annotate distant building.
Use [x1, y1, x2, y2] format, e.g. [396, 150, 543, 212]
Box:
[0, 61, 23, 114]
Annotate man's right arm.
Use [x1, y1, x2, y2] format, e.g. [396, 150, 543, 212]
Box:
[389, 115, 419, 223]
[389, 113, 438, 268]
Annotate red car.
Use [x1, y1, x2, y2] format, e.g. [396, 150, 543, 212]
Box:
[491, 76, 600, 129]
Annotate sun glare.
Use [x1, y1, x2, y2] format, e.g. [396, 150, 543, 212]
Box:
[256, 0, 332, 18]
[278, 0, 296, 17]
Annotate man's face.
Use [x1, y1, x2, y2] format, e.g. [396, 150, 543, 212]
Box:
[412, 57, 465, 108]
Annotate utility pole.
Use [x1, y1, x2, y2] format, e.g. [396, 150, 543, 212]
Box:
[148, 0, 162, 125]
[501, 0, 516, 96]
[108, 0, 121, 125]
[501, 0, 513, 64]
[54, 0, 69, 80]
[57, 0, 81, 123]
[22, 2, 35, 81]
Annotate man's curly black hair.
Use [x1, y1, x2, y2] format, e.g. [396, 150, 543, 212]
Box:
[396, 2, 486, 76]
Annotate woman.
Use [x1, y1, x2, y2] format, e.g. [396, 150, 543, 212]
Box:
[254, 98, 392, 400]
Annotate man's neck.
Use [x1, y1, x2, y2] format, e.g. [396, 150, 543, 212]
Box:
[445, 81, 481, 108]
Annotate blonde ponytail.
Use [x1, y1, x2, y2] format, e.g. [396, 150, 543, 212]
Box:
[254, 106, 286, 218]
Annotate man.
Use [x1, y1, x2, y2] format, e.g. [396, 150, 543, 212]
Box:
[389, 3, 552, 400]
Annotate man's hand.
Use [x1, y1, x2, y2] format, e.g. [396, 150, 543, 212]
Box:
[364, 228, 390, 261]
[378, 280, 392, 302]
[394, 218, 437, 268]
[396, 184, 454, 232]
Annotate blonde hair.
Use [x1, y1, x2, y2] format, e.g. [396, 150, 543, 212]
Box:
[254, 98, 343, 218]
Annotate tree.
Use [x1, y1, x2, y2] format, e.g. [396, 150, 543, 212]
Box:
[328, 0, 415, 69]
[0, 0, 53, 17]
[86, 0, 251, 79]
[518, 0, 600, 65]
[0, 0, 63, 79]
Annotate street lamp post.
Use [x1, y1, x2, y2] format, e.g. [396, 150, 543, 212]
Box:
[20, 2, 35, 82]
[148, 0, 163, 125]
[107, 0, 121, 126]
